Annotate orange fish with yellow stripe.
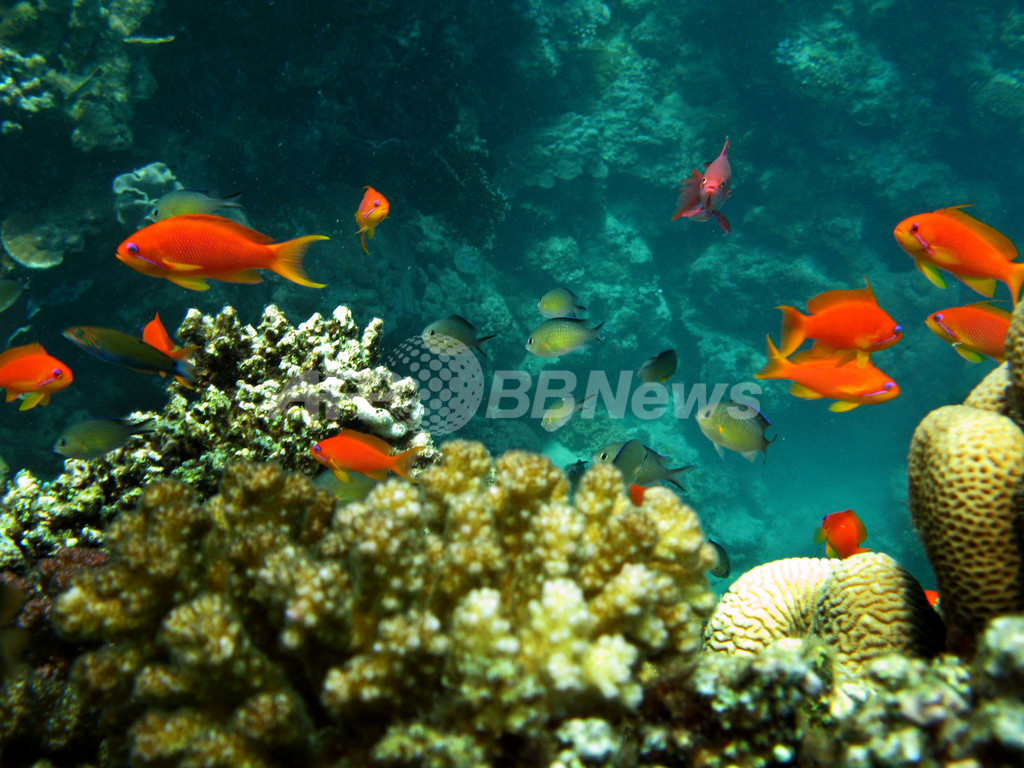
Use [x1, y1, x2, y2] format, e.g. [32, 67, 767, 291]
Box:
[116, 214, 327, 291]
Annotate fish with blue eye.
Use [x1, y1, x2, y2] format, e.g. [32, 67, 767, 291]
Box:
[62, 326, 195, 382]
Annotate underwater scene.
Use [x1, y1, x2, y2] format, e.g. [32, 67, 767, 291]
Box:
[2, 0, 1024, 765]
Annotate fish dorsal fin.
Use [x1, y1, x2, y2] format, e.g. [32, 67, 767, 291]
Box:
[937, 206, 1019, 260]
[806, 286, 876, 314]
[338, 428, 393, 454]
[0, 343, 47, 368]
[173, 214, 276, 245]
[967, 300, 1013, 319]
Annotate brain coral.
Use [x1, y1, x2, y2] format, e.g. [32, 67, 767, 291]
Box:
[43, 442, 717, 766]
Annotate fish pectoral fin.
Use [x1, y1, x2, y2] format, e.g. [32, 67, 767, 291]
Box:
[829, 400, 861, 412]
[953, 344, 985, 363]
[960, 275, 998, 298]
[18, 392, 45, 410]
[916, 261, 948, 289]
[330, 469, 353, 483]
[789, 383, 823, 399]
[741, 450, 758, 462]
[4, 390, 18, 402]
[713, 443, 726, 460]
[167, 275, 211, 291]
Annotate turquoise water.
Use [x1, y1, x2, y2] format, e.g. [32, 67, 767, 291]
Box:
[1, 0, 1017, 594]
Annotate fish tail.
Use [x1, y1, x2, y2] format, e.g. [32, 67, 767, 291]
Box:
[776, 305, 807, 357]
[1008, 262, 1024, 304]
[389, 446, 422, 483]
[271, 235, 328, 288]
[666, 465, 694, 491]
[175, 358, 196, 383]
[755, 335, 788, 380]
[360, 230, 370, 255]
[594, 321, 605, 344]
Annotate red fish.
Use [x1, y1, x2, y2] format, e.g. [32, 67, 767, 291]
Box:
[924, 589, 941, 609]
[355, 186, 390, 254]
[311, 428, 419, 482]
[755, 336, 899, 411]
[628, 484, 647, 506]
[672, 138, 732, 233]
[893, 206, 1024, 303]
[116, 214, 327, 291]
[143, 312, 200, 385]
[815, 509, 870, 559]
[775, 278, 902, 366]
[925, 301, 1011, 363]
[0, 343, 73, 410]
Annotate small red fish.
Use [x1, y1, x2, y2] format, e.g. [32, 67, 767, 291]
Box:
[116, 214, 327, 291]
[311, 428, 419, 482]
[0, 343, 73, 410]
[925, 301, 1011, 363]
[924, 589, 941, 609]
[672, 138, 732, 233]
[628, 484, 647, 506]
[893, 206, 1024, 303]
[776, 278, 903, 366]
[355, 186, 390, 254]
[143, 312, 200, 386]
[815, 509, 870, 559]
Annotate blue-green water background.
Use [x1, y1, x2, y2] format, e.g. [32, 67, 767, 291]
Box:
[3, 0, 1021, 590]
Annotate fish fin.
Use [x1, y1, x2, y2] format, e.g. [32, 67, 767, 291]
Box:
[713, 443, 725, 460]
[855, 350, 871, 368]
[712, 211, 731, 233]
[388, 446, 422, 483]
[937, 206, 1019, 260]
[916, 260, 948, 289]
[18, 392, 46, 410]
[4, 389, 17, 402]
[665, 465, 693, 491]
[755, 335, 789, 380]
[776, 305, 807, 357]
[789, 383, 823, 400]
[331, 468, 354, 483]
[828, 400, 861, 412]
[960, 275, 998, 298]
[270, 235, 328, 289]
[825, 543, 838, 558]
[813, 528, 827, 544]
[1009, 263, 1024, 305]
[0, 343, 47, 368]
[167, 274, 211, 291]
[671, 170, 703, 220]
[953, 344, 984, 363]
[825, 348, 858, 367]
[360, 230, 370, 254]
[806, 286, 876, 314]
[175, 358, 196, 382]
[217, 269, 264, 284]
[741, 450, 758, 463]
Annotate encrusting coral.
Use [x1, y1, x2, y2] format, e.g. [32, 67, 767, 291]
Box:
[33, 442, 717, 766]
[0, 303, 430, 571]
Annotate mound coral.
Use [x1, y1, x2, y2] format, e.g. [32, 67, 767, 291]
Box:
[37, 442, 716, 766]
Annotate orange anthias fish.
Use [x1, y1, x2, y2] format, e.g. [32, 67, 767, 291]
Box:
[355, 186, 390, 254]
[143, 312, 200, 385]
[775, 278, 903, 365]
[755, 336, 899, 412]
[672, 138, 732, 233]
[893, 206, 1024, 303]
[116, 214, 328, 291]
[311, 428, 419, 482]
[0, 343, 73, 410]
[925, 301, 1012, 363]
[815, 509, 870, 559]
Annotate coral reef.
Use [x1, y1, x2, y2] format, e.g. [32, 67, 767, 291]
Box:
[0, 303, 429, 570]
[27, 443, 717, 765]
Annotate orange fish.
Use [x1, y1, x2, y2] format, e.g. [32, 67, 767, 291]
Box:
[755, 336, 899, 412]
[776, 278, 903, 366]
[815, 509, 869, 559]
[925, 301, 1011, 363]
[924, 589, 941, 609]
[311, 428, 419, 482]
[672, 138, 732, 233]
[0, 343, 73, 410]
[355, 186, 390, 254]
[893, 206, 1024, 303]
[143, 312, 200, 385]
[116, 214, 327, 291]
[628, 484, 647, 506]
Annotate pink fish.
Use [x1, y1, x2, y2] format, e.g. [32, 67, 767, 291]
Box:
[672, 138, 732, 233]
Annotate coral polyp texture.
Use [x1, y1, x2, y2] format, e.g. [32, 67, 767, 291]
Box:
[703, 553, 943, 686]
[908, 404, 1024, 655]
[0, 304, 429, 571]
[39, 444, 716, 766]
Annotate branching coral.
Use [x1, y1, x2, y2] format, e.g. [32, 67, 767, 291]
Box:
[37, 443, 716, 766]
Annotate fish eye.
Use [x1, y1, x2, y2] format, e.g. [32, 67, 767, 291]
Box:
[894, 325, 903, 333]
[127, 242, 139, 255]
[910, 223, 919, 233]
[599, 452, 609, 461]
[56, 438, 66, 448]
[884, 382, 895, 391]
[934, 313, 943, 321]
[373, 200, 380, 208]
[527, 337, 534, 346]
[429, 330, 436, 336]
[52, 368, 62, 378]
[312, 445, 322, 454]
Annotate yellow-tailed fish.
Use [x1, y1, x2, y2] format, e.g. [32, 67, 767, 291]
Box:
[541, 394, 596, 432]
[150, 189, 244, 221]
[538, 287, 586, 319]
[706, 539, 731, 578]
[526, 318, 604, 358]
[422, 314, 496, 356]
[0, 278, 27, 314]
[53, 417, 157, 460]
[594, 440, 692, 490]
[313, 470, 378, 504]
[696, 400, 775, 463]
[638, 349, 678, 383]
